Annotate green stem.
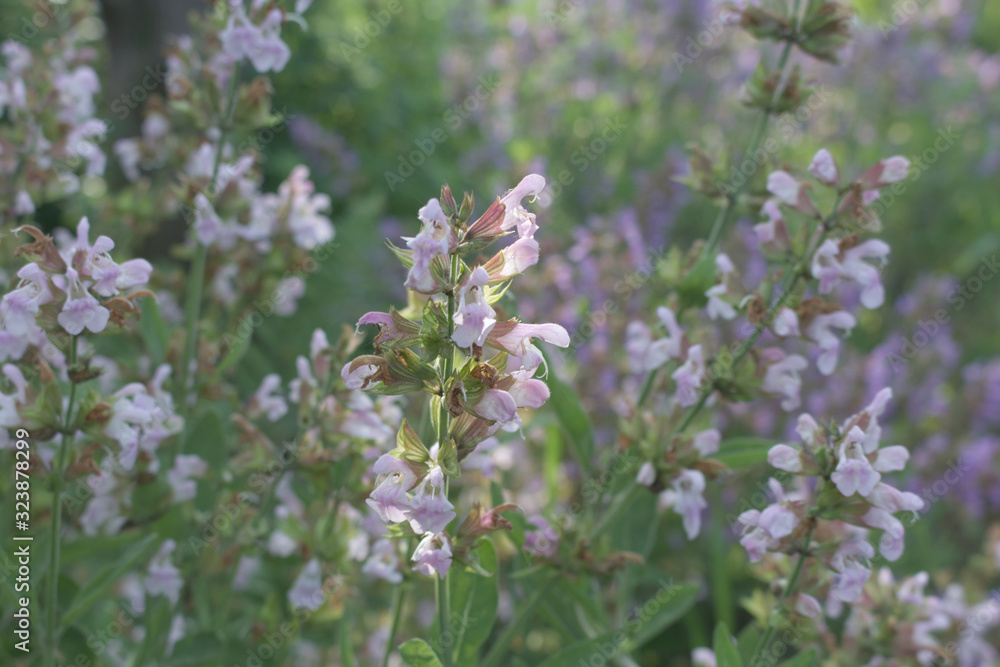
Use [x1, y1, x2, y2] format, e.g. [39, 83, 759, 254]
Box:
[702, 1, 801, 258]
[636, 369, 658, 408]
[752, 524, 815, 661]
[587, 483, 641, 542]
[46, 335, 78, 664]
[383, 583, 407, 667]
[481, 576, 558, 667]
[435, 252, 460, 667]
[177, 61, 243, 410]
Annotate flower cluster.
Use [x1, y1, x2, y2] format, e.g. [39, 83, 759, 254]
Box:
[2, 220, 152, 338]
[734, 389, 923, 610]
[0, 8, 108, 224]
[343, 176, 569, 579]
[107, 0, 329, 325]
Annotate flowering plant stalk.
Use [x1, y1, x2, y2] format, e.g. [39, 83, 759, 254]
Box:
[2, 0, 998, 665]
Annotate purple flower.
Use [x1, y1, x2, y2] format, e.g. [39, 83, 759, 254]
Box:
[830, 561, 871, 603]
[365, 454, 416, 524]
[500, 174, 546, 239]
[452, 267, 496, 348]
[167, 454, 207, 503]
[53, 267, 110, 335]
[403, 198, 454, 294]
[636, 462, 656, 486]
[758, 503, 798, 539]
[288, 559, 324, 611]
[488, 321, 570, 362]
[806, 311, 856, 375]
[468, 388, 518, 424]
[524, 515, 559, 558]
[692, 428, 720, 457]
[772, 308, 800, 337]
[362, 538, 402, 583]
[250, 373, 288, 422]
[767, 170, 815, 213]
[487, 236, 540, 282]
[661, 469, 707, 540]
[831, 427, 881, 498]
[220, 5, 291, 73]
[761, 350, 808, 410]
[671, 344, 705, 407]
[405, 466, 455, 534]
[1, 263, 53, 335]
[705, 283, 736, 320]
[859, 156, 910, 188]
[411, 532, 453, 579]
[812, 239, 890, 309]
[768, 444, 804, 473]
[861, 507, 906, 561]
[144, 540, 183, 604]
[808, 148, 839, 185]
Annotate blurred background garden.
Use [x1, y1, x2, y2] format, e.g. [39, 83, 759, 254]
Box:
[2, 0, 1000, 664]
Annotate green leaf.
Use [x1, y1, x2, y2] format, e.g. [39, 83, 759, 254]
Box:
[399, 638, 443, 667]
[449, 539, 499, 663]
[779, 648, 818, 666]
[713, 622, 744, 667]
[162, 632, 224, 666]
[140, 297, 170, 367]
[58, 626, 97, 667]
[215, 327, 253, 378]
[62, 534, 160, 626]
[677, 254, 717, 311]
[627, 582, 701, 649]
[133, 594, 175, 667]
[544, 360, 594, 471]
[183, 408, 226, 470]
[609, 490, 658, 558]
[537, 632, 620, 667]
[714, 437, 774, 468]
[736, 622, 761, 664]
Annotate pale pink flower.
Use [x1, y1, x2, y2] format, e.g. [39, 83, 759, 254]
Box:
[692, 428, 720, 457]
[767, 170, 814, 212]
[806, 311, 856, 375]
[831, 427, 881, 497]
[144, 540, 183, 604]
[250, 373, 288, 421]
[405, 466, 456, 535]
[859, 156, 910, 188]
[53, 267, 110, 335]
[403, 198, 454, 293]
[167, 454, 207, 503]
[365, 455, 416, 524]
[362, 538, 402, 583]
[671, 344, 705, 406]
[636, 462, 656, 486]
[808, 148, 839, 185]
[772, 308, 800, 337]
[411, 532, 453, 579]
[1, 263, 53, 335]
[500, 174, 546, 238]
[762, 350, 808, 410]
[452, 267, 496, 348]
[487, 236, 539, 281]
[660, 469, 707, 539]
[830, 561, 871, 602]
[768, 444, 804, 473]
[705, 283, 736, 320]
[288, 559, 324, 610]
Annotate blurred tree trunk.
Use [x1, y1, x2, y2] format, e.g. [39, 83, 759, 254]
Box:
[99, 0, 202, 136]
[99, 0, 202, 257]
